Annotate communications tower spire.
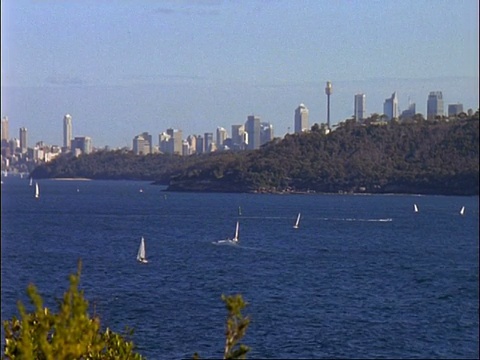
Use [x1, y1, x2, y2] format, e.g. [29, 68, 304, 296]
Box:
[325, 81, 332, 130]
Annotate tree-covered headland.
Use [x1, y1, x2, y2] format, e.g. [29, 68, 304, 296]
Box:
[31, 113, 480, 196]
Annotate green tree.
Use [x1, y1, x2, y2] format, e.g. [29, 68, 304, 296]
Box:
[194, 294, 250, 360]
[2, 260, 144, 360]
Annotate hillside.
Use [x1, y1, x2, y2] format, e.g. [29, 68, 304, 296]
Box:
[31, 115, 480, 196]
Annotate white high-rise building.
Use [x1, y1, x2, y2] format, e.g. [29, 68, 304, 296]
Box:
[354, 94, 366, 123]
[216, 127, 228, 147]
[63, 114, 73, 150]
[294, 104, 309, 133]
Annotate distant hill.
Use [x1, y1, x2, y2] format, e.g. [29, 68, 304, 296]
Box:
[31, 114, 480, 196]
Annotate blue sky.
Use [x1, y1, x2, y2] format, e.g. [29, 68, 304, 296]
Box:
[1, 0, 479, 148]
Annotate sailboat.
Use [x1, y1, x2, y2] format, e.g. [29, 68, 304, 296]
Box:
[137, 236, 148, 263]
[213, 221, 240, 245]
[460, 206, 465, 215]
[34, 182, 40, 199]
[293, 213, 301, 229]
[413, 204, 419, 213]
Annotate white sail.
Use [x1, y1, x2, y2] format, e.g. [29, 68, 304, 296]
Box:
[35, 182, 39, 199]
[293, 213, 301, 229]
[232, 221, 239, 243]
[137, 236, 148, 263]
[460, 206, 465, 215]
[413, 204, 418, 213]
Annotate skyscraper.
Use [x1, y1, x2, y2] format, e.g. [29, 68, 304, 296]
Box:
[354, 94, 366, 123]
[166, 128, 183, 155]
[325, 81, 332, 129]
[204, 132, 213, 152]
[63, 114, 73, 150]
[245, 115, 261, 150]
[216, 127, 228, 147]
[383, 92, 398, 120]
[19, 127, 27, 153]
[1, 116, 8, 141]
[260, 122, 274, 145]
[427, 91, 444, 120]
[294, 104, 309, 133]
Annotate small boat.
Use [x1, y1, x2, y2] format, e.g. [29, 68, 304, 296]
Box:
[238, 206, 242, 216]
[29, 177, 33, 186]
[213, 221, 240, 246]
[35, 182, 40, 199]
[413, 204, 419, 213]
[293, 213, 301, 229]
[137, 236, 148, 264]
[460, 206, 465, 215]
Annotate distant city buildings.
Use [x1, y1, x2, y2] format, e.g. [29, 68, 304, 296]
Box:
[0, 84, 477, 175]
[133, 133, 151, 155]
[260, 122, 274, 145]
[401, 102, 416, 119]
[427, 91, 444, 120]
[166, 128, 183, 155]
[448, 103, 464, 117]
[72, 136, 92, 155]
[294, 103, 309, 133]
[354, 94, 366, 123]
[383, 92, 399, 121]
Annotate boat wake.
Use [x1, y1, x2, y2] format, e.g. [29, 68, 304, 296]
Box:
[322, 217, 393, 222]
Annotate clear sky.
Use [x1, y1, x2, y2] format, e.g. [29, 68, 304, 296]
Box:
[1, 0, 479, 148]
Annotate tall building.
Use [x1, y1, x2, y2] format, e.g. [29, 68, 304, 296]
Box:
[63, 114, 73, 150]
[448, 103, 464, 117]
[260, 122, 274, 145]
[204, 132, 214, 152]
[166, 128, 183, 155]
[383, 92, 399, 120]
[216, 127, 228, 147]
[196, 134, 204, 154]
[325, 81, 332, 129]
[140, 132, 153, 154]
[158, 132, 171, 153]
[245, 115, 261, 150]
[1, 116, 8, 141]
[294, 104, 309, 133]
[427, 91, 444, 120]
[19, 127, 27, 153]
[231, 125, 245, 148]
[354, 94, 366, 123]
[186, 135, 197, 155]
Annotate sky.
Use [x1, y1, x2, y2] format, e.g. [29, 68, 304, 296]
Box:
[1, 0, 479, 148]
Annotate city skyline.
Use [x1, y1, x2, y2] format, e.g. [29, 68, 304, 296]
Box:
[1, 0, 478, 147]
[0, 88, 477, 151]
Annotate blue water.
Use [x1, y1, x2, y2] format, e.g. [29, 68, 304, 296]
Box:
[1, 177, 478, 359]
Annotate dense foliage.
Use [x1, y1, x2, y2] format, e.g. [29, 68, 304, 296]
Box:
[3, 262, 251, 360]
[31, 113, 480, 195]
